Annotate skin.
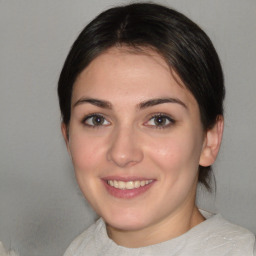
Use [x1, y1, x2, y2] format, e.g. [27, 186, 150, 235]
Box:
[62, 47, 223, 248]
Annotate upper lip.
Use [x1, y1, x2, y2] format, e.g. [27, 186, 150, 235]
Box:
[102, 176, 155, 182]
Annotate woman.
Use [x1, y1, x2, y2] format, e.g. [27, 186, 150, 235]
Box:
[58, 3, 255, 255]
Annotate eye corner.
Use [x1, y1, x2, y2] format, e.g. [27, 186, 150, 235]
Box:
[144, 113, 175, 129]
[82, 113, 111, 127]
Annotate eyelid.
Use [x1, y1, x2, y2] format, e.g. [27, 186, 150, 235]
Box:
[82, 113, 111, 127]
[144, 113, 175, 128]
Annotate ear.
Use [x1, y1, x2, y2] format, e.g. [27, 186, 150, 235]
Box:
[199, 115, 224, 167]
[61, 123, 71, 154]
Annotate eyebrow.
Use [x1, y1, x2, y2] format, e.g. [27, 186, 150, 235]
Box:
[139, 98, 187, 109]
[73, 98, 112, 109]
[73, 97, 187, 110]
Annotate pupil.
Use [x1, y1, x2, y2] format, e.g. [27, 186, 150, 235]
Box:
[155, 116, 165, 125]
[93, 116, 103, 125]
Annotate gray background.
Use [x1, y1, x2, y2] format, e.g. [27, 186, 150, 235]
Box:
[0, 0, 255, 255]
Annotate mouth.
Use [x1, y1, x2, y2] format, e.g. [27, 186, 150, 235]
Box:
[102, 177, 155, 199]
[107, 179, 153, 190]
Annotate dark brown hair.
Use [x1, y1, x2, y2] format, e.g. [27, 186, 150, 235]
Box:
[58, 3, 225, 190]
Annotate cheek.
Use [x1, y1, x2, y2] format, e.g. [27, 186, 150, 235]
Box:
[68, 133, 105, 173]
[147, 131, 203, 174]
[68, 134, 107, 203]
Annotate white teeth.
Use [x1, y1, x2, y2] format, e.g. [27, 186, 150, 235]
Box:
[134, 181, 140, 188]
[119, 181, 126, 189]
[126, 181, 134, 189]
[107, 180, 153, 190]
[114, 180, 119, 188]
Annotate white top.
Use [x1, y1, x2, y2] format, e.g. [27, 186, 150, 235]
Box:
[64, 211, 255, 256]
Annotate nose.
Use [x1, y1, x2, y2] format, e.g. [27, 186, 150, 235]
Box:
[106, 127, 144, 168]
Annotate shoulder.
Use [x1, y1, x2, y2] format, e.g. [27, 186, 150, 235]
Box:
[63, 214, 256, 256]
[192, 212, 256, 256]
[207, 213, 254, 240]
[63, 218, 107, 256]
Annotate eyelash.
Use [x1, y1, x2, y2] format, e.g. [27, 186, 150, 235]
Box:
[145, 113, 175, 129]
[82, 113, 110, 128]
[81, 113, 175, 129]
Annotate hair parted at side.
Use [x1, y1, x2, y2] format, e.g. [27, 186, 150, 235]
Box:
[58, 2, 225, 191]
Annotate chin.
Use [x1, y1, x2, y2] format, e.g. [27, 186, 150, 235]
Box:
[103, 209, 150, 231]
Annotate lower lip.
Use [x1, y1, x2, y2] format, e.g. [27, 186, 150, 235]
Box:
[102, 180, 155, 199]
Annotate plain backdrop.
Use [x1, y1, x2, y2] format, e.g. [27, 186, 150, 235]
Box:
[0, 0, 255, 255]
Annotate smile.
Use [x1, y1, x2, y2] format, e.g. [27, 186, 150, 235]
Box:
[107, 180, 153, 190]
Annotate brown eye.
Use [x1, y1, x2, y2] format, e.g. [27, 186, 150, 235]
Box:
[84, 114, 110, 127]
[154, 116, 168, 126]
[145, 114, 174, 128]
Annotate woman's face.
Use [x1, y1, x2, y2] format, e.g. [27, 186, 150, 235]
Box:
[64, 47, 208, 232]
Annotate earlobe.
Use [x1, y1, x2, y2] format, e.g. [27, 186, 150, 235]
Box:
[199, 115, 224, 167]
[61, 123, 70, 154]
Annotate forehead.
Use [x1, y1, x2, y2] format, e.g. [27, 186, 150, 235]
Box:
[72, 47, 197, 108]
